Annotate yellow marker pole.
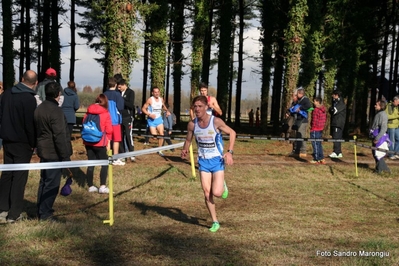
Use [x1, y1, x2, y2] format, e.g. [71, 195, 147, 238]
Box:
[189, 143, 196, 178]
[353, 135, 358, 177]
[103, 149, 114, 226]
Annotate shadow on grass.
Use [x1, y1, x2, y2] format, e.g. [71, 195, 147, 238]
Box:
[78, 166, 175, 213]
[132, 201, 207, 228]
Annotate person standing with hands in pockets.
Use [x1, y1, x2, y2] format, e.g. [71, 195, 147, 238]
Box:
[181, 95, 236, 233]
[329, 90, 346, 158]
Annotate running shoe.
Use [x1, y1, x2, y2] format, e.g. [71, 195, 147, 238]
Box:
[209, 222, 220, 233]
[158, 151, 165, 157]
[222, 181, 228, 199]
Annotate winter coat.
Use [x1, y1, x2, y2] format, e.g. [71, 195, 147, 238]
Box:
[0, 82, 37, 148]
[295, 96, 312, 123]
[34, 98, 72, 161]
[329, 98, 346, 129]
[61, 87, 80, 124]
[83, 103, 113, 147]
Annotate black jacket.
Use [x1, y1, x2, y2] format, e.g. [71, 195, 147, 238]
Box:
[296, 96, 312, 123]
[121, 88, 135, 119]
[0, 82, 37, 148]
[329, 98, 346, 129]
[34, 98, 72, 161]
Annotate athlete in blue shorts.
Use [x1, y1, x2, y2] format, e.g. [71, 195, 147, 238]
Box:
[181, 95, 236, 233]
[142, 87, 170, 156]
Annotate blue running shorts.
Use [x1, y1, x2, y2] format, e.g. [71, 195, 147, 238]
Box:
[148, 117, 163, 128]
[198, 156, 225, 173]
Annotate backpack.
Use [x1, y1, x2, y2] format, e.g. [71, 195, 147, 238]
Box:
[108, 100, 122, 125]
[81, 114, 103, 143]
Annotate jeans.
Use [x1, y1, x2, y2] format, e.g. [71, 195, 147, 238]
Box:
[387, 127, 399, 157]
[310, 130, 324, 160]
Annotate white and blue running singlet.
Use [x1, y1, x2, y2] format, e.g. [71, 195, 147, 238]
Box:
[147, 96, 163, 127]
[194, 115, 224, 159]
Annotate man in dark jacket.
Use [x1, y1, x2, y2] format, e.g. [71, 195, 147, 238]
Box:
[329, 90, 346, 158]
[34, 82, 72, 221]
[118, 79, 136, 162]
[0, 70, 38, 223]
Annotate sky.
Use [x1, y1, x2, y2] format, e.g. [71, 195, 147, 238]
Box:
[1, 4, 264, 99]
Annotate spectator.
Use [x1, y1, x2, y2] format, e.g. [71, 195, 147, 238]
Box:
[282, 93, 298, 139]
[370, 100, 390, 174]
[329, 90, 346, 158]
[309, 96, 327, 164]
[104, 77, 125, 166]
[0, 83, 4, 150]
[83, 94, 113, 193]
[385, 95, 399, 159]
[61, 81, 80, 137]
[34, 82, 72, 221]
[162, 103, 175, 152]
[255, 107, 260, 127]
[36, 68, 57, 102]
[118, 79, 136, 162]
[0, 70, 38, 223]
[248, 109, 254, 127]
[289, 88, 311, 158]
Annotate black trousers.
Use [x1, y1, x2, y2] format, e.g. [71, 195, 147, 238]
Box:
[0, 142, 33, 220]
[37, 159, 62, 220]
[85, 145, 108, 187]
[120, 116, 134, 153]
[331, 126, 343, 154]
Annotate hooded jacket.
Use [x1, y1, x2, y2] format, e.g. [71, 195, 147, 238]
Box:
[83, 103, 113, 147]
[0, 82, 37, 148]
[61, 87, 80, 124]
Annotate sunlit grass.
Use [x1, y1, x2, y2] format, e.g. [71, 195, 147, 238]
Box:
[0, 139, 398, 265]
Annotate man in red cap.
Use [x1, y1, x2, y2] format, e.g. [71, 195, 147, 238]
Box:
[36, 68, 57, 102]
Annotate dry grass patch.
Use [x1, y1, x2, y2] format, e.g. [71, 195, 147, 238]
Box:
[0, 138, 398, 265]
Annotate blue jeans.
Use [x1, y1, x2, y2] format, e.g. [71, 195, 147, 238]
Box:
[310, 130, 324, 161]
[387, 128, 399, 157]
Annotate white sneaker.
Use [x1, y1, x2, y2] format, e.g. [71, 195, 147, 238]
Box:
[158, 151, 165, 157]
[329, 152, 338, 158]
[88, 186, 98, 193]
[144, 142, 149, 145]
[329, 152, 343, 158]
[112, 159, 125, 166]
[99, 186, 109, 194]
[130, 156, 136, 162]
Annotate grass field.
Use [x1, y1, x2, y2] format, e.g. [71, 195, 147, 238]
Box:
[0, 135, 398, 265]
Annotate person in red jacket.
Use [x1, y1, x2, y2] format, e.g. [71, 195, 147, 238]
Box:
[83, 94, 113, 194]
[309, 96, 327, 164]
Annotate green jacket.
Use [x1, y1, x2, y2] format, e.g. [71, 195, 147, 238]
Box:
[385, 102, 399, 128]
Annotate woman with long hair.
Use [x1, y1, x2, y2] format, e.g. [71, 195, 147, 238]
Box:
[83, 94, 113, 193]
